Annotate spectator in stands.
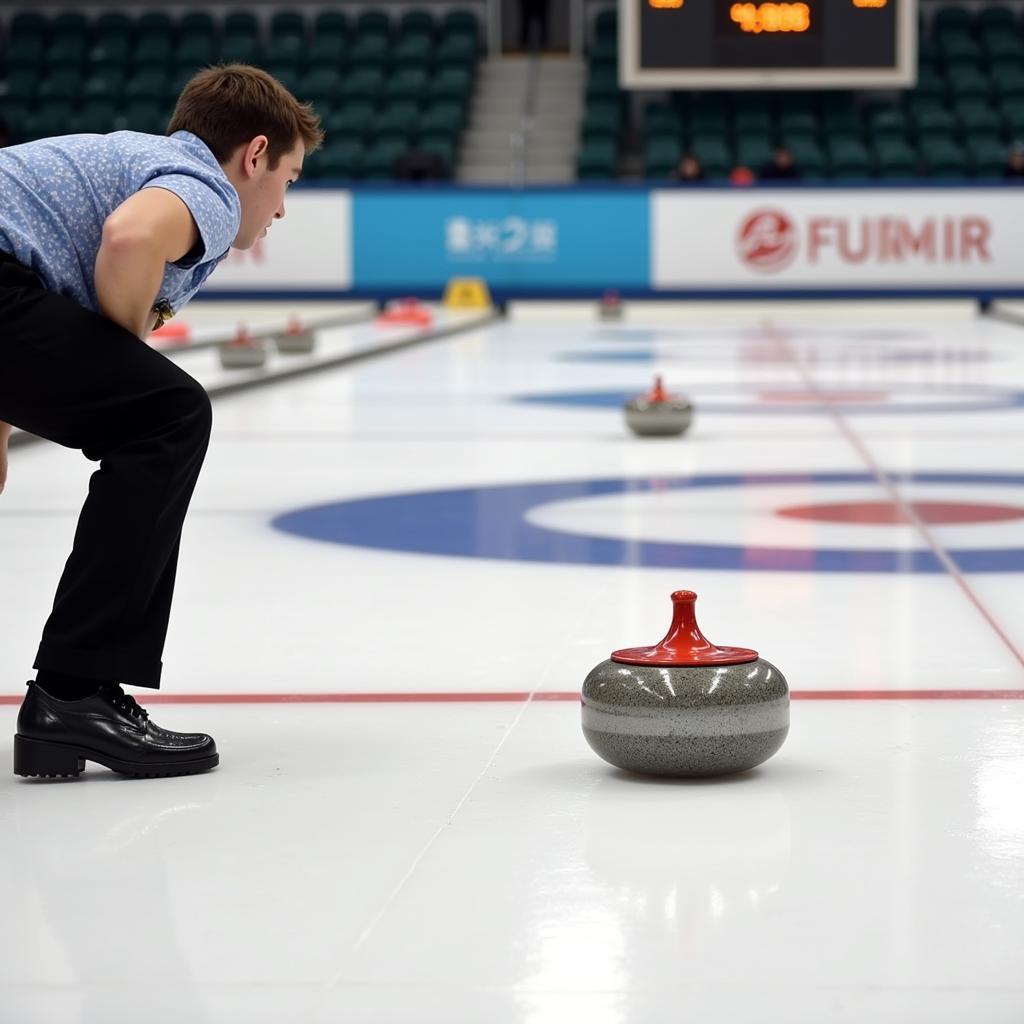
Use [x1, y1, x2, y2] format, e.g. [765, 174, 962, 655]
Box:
[670, 153, 705, 182]
[519, 0, 551, 50]
[0, 66, 322, 781]
[759, 144, 802, 181]
[1003, 142, 1024, 180]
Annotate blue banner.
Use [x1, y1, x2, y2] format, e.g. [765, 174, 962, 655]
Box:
[352, 189, 649, 290]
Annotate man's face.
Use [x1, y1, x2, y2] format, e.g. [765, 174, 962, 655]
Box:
[233, 137, 305, 249]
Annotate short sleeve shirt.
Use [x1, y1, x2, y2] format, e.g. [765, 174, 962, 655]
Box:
[0, 130, 240, 316]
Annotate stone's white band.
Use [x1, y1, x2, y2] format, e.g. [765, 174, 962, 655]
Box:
[582, 698, 789, 737]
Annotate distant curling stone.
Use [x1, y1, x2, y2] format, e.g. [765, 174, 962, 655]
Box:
[274, 316, 317, 354]
[219, 325, 267, 369]
[624, 376, 693, 437]
[581, 590, 789, 777]
[599, 289, 623, 320]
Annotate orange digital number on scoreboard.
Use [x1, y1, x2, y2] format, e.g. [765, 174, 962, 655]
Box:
[729, 3, 812, 33]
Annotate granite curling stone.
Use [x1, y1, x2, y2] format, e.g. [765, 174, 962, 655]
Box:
[624, 376, 693, 438]
[219, 324, 267, 369]
[581, 590, 789, 777]
[274, 316, 317, 354]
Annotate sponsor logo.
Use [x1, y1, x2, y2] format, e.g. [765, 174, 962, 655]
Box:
[737, 209, 797, 272]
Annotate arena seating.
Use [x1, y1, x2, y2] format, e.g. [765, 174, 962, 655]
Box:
[0, 6, 480, 181]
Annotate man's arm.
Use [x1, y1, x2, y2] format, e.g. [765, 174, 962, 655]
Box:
[0, 421, 10, 496]
[94, 187, 201, 340]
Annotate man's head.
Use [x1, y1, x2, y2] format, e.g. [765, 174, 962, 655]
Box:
[168, 65, 324, 249]
[773, 145, 794, 168]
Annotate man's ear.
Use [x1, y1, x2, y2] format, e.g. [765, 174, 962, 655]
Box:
[242, 135, 270, 178]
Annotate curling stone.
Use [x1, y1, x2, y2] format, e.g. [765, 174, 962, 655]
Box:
[274, 315, 317, 354]
[599, 289, 623, 321]
[623, 376, 693, 437]
[581, 590, 789, 777]
[377, 297, 433, 328]
[218, 325, 267, 369]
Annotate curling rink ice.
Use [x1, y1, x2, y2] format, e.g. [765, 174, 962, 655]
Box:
[2, 299, 1023, 1023]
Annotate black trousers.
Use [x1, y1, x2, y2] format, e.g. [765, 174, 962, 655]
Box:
[0, 251, 212, 689]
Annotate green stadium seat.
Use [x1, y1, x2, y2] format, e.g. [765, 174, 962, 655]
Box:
[349, 34, 391, 70]
[644, 136, 681, 177]
[874, 138, 918, 177]
[400, 10, 435, 37]
[132, 36, 173, 68]
[342, 68, 384, 103]
[95, 13, 134, 39]
[590, 35, 617, 66]
[297, 68, 343, 107]
[393, 33, 433, 71]
[828, 140, 872, 178]
[307, 34, 347, 69]
[270, 11, 306, 39]
[428, 68, 472, 103]
[977, 6, 1015, 33]
[220, 35, 263, 65]
[778, 110, 818, 140]
[174, 35, 217, 71]
[375, 101, 418, 139]
[5, 35, 46, 71]
[68, 100, 118, 135]
[577, 138, 617, 179]
[687, 110, 728, 137]
[939, 32, 984, 67]
[324, 102, 375, 140]
[385, 68, 429, 103]
[933, 7, 973, 35]
[264, 35, 306, 68]
[920, 137, 967, 176]
[643, 102, 679, 137]
[363, 138, 406, 178]
[436, 33, 476, 71]
[946, 65, 991, 99]
[137, 12, 175, 39]
[419, 134, 455, 174]
[179, 12, 216, 38]
[223, 11, 259, 39]
[992, 65, 1024, 100]
[38, 69, 83, 103]
[734, 110, 773, 136]
[0, 69, 40, 104]
[1001, 99, 1024, 135]
[954, 100, 1003, 139]
[314, 10, 349, 38]
[167, 68, 197, 102]
[318, 140, 365, 180]
[442, 10, 481, 42]
[869, 107, 910, 140]
[910, 67, 946, 99]
[24, 102, 75, 141]
[914, 105, 957, 137]
[11, 12, 51, 38]
[905, 94, 946, 119]
[82, 69, 126, 103]
[967, 137, 1008, 176]
[788, 139, 826, 176]
[690, 138, 732, 178]
[123, 70, 169, 104]
[981, 31, 1024, 64]
[47, 35, 89, 68]
[417, 102, 463, 140]
[736, 136, 774, 171]
[357, 11, 392, 37]
[90, 36, 131, 68]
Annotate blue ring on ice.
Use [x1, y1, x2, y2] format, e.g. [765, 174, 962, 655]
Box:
[271, 471, 1024, 573]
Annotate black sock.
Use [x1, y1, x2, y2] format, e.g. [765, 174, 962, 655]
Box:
[35, 670, 105, 701]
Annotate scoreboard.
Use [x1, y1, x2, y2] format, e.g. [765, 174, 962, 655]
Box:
[620, 0, 918, 89]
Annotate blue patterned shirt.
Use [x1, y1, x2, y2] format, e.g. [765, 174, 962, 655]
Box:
[0, 130, 240, 316]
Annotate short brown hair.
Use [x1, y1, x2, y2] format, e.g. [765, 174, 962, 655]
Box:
[168, 64, 323, 168]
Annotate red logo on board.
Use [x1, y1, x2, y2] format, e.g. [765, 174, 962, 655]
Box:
[737, 209, 797, 273]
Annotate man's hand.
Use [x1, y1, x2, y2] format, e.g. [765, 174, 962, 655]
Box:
[0, 421, 11, 497]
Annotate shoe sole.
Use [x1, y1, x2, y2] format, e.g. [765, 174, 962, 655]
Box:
[13, 734, 219, 779]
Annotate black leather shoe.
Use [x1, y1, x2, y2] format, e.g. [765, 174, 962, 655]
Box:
[14, 681, 219, 779]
